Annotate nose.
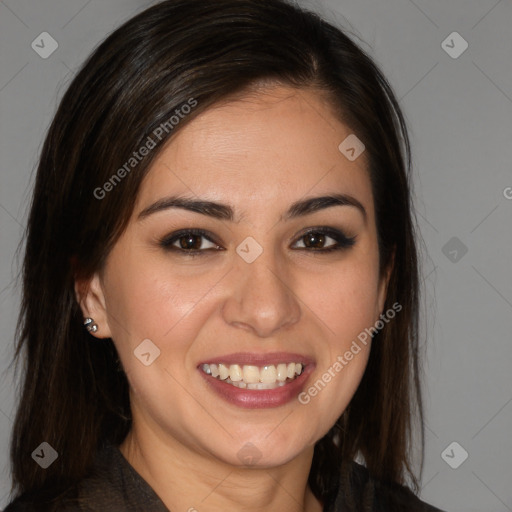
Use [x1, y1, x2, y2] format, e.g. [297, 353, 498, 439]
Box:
[221, 245, 301, 338]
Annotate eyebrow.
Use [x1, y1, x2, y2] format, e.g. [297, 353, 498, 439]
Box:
[137, 193, 366, 222]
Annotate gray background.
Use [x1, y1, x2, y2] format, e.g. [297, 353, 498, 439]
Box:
[0, 1, 511, 511]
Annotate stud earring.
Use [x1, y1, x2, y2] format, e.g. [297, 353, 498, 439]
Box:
[84, 317, 98, 333]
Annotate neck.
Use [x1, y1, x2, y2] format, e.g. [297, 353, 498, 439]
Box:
[119, 424, 323, 512]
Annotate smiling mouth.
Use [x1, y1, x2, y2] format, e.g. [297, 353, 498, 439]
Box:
[200, 362, 304, 390]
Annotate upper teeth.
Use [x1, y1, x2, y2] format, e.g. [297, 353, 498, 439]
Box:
[201, 363, 303, 384]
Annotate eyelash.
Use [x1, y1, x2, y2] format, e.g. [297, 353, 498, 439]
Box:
[158, 227, 356, 257]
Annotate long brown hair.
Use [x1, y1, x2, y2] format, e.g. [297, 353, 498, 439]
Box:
[7, 0, 423, 506]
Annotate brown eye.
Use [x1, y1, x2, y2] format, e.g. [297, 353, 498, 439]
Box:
[303, 232, 328, 249]
[176, 233, 203, 250]
[293, 228, 356, 252]
[160, 229, 222, 256]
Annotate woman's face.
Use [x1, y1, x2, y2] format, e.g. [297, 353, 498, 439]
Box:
[82, 85, 390, 467]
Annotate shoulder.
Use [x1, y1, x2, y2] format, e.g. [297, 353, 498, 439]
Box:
[329, 460, 446, 512]
[371, 474, 444, 511]
[3, 490, 82, 512]
[3, 441, 168, 512]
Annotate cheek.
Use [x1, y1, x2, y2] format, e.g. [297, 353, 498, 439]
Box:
[294, 250, 380, 422]
[304, 257, 381, 344]
[104, 253, 193, 332]
[102, 253, 223, 371]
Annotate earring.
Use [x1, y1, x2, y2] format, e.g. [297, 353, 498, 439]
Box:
[84, 317, 98, 333]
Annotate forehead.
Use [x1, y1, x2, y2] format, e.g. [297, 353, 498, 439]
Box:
[135, 86, 373, 220]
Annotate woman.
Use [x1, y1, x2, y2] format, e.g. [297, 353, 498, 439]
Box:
[5, 0, 445, 510]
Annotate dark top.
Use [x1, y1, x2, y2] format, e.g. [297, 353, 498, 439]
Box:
[4, 442, 445, 511]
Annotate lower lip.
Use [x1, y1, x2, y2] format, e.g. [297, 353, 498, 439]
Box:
[198, 365, 315, 409]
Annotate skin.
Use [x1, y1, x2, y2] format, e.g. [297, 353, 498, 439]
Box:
[77, 85, 392, 512]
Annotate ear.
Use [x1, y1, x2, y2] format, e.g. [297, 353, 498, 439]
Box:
[74, 273, 112, 339]
[376, 247, 395, 317]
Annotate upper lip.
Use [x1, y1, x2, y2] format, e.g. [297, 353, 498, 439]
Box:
[197, 352, 315, 367]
